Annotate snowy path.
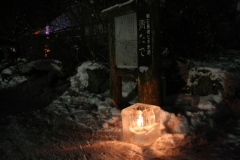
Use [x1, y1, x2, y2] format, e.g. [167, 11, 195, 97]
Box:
[1, 59, 240, 159]
[0, 80, 57, 118]
[0, 79, 213, 159]
[0, 84, 239, 159]
[0, 110, 219, 160]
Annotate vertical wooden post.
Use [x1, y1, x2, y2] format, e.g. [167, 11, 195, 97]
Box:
[138, 71, 160, 105]
[137, 0, 161, 106]
[108, 19, 122, 107]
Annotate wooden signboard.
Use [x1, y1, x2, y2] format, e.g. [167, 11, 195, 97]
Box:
[114, 10, 152, 68]
[115, 13, 138, 67]
[101, 0, 161, 107]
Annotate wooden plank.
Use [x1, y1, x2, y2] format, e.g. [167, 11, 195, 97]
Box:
[108, 19, 122, 107]
[115, 68, 138, 79]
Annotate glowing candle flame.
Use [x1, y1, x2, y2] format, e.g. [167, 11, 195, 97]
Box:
[136, 111, 143, 127]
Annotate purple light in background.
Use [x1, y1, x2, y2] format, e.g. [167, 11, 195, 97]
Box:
[46, 25, 50, 35]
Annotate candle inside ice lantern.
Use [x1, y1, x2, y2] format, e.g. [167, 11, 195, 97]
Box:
[136, 111, 143, 127]
[129, 106, 157, 134]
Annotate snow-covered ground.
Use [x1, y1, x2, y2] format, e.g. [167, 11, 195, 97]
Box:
[0, 58, 240, 159]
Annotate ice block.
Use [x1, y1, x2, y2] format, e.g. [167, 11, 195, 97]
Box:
[121, 103, 161, 146]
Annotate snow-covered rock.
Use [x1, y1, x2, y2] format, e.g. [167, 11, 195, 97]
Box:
[198, 101, 216, 110]
[70, 61, 109, 93]
[2, 68, 12, 75]
[111, 108, 121, 116]
[102, 123, 108, 129]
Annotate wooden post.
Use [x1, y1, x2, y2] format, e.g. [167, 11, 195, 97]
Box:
[137, 0, 161, 106]
[108, 19, 122, 106]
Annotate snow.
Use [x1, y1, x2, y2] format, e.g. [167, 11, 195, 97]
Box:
[117, 65, 137, 69]
[139, 66, 149, 73]
[116, 65, 149, 73]
[122, 80, 137, 97]
[2, 68, 12, 75]
[0, 56, 240, 159]
[101, 0, 134, 13]
[70, 61, 109, 91]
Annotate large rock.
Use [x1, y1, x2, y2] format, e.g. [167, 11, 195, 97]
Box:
[86, 68, 109, 93]
[1, 67, 13, 82]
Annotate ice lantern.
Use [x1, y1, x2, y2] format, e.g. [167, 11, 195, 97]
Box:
[121, 103, 161, 146]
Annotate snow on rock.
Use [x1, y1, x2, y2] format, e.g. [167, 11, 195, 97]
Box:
[185, 60, 240, 99]
[102, 123, 108, 129]
[106, 116, 119, 124]
[170, 116, 190, 133]
[186, 111, 204, 117]
[163, 93, 223, 132]
[96, 97, 117, 108]
[198, 101, 216, 110]
[139, 66, 149, 73]
[70, 61, 108, 90]
[159, 110, 190, 134]
[196, 94, 221, 110]
[17, 58, 28, 62]
[19, 61, 36, 74]
[122, 80, 137, 97]
[108, 98, 119, 108]
[0, 65, 28, 88]
[187, 65, 225, 89]
[6, 76, 27, 86]
[101, 0, 134, 13]
[96, 103, 109, 110]
[2, 68, 12, 75]
[45, 60, 121, 131]
[199, 94, 222, 104]
[0, 75, 27, 89]
[111, 108, 121, 116]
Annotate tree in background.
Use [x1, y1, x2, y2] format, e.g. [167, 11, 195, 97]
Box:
[0, 1, 28, 57]
[43, 0, 127, 77]
[159, 0, 236, 60]
[1, 0, 237, 76]
[47, 0, 128, 61]
[0, 0, 61, 58]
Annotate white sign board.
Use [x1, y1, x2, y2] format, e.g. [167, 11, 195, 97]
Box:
[115, 13, 137, 67]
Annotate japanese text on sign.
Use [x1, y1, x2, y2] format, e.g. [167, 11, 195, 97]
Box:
[137, 11, 151, 67]
[138, 13, 151, 57]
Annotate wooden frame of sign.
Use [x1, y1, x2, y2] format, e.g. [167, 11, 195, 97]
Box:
[101, 0, 161, 107]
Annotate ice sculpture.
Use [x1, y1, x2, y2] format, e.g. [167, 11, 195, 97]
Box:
[121, 103, 161, 146]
